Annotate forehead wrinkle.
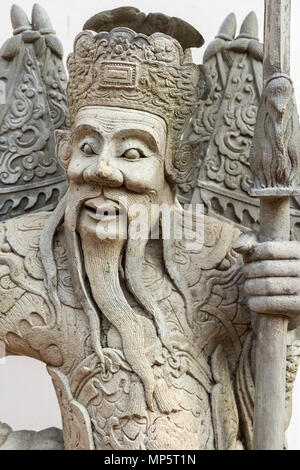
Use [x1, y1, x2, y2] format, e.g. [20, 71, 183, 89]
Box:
[75, 114, 120, 134]
[73, 124, 102, 140]
[75, 106, 167, 146]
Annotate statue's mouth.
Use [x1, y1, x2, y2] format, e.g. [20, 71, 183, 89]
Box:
[84, 198, 122, 221]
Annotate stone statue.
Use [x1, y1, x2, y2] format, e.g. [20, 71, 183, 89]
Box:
[0, 4, 69, 222]
[1, 6, 300, 450]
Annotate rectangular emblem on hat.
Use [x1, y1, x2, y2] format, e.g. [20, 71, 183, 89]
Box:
[99, 62, 137, 88]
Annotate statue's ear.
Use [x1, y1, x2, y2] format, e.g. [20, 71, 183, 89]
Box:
[55, 130, 72, 171]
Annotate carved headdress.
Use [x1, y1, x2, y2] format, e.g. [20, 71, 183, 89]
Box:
[66, 7, 207, 184]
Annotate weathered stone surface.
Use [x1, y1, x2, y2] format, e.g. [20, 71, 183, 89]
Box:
[0, 6, 300, 451]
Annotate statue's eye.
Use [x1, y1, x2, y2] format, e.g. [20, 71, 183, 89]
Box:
[81, 143, 96, 156]
[122, 149, 143, 160]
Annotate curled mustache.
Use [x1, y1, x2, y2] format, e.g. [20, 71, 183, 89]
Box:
[40, 185, 192, 411]
[40, 194, 67, 328]
[40, 185, 156, 408]
[39, 185, 104, 356]
[64, 183, 105, 365]
[41, 183, 106, 363]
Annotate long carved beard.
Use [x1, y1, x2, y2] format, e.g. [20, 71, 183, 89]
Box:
[44, 185, 184, 410]
[41, 184, 211, 415]
[80, 231, 156, 410]
[75, 188, 162, 409]
[64, 183, 106, 364]
[125, 211, 195, 344]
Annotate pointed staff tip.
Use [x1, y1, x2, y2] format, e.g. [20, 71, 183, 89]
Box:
[238, 11, 259, 40]
[216, 12, 237, 41]
[32, 3, 55, 34]
[11, 4, 31, 35]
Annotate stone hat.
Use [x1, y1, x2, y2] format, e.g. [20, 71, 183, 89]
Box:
[66, 7, 207, 184]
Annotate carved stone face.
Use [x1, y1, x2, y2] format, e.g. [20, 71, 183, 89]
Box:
[60, 105, 172, 401]
[67, 106, 168, 240]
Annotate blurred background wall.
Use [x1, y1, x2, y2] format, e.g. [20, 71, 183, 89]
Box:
[0, 0, 300, 450]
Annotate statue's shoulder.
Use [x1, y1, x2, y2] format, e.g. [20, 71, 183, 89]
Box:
[0, 213, 50, 314]
[176, 213, 241, 274]
[0, 211, 79, 314]
[1, 211, 51, 255]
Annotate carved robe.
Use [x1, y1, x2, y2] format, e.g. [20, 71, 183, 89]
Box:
[0, 210, 263, 450]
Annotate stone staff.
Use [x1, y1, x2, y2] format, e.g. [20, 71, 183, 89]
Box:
[250, 0, 300, 450]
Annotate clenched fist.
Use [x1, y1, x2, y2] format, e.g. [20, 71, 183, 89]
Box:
[233, 232, 300, 329]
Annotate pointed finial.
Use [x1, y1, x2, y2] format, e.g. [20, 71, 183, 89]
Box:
[32, 4, 55, 34]
[238, 11, 259, 40]
[216, 13, 237, 41]
[11, 4, 31, 35]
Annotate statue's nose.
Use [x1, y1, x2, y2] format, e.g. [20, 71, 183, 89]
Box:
[83, 157, 124, 187]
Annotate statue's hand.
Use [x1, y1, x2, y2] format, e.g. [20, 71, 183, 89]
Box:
[233, 232, 300, 329]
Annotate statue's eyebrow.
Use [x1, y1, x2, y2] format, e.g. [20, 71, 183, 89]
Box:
[73, 124, 102, 140]
[113, 128, 159, 151]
